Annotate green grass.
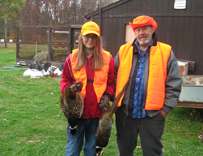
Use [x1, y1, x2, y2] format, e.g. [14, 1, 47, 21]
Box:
[0, 44, 203, 156]
[0, 43, 48, 59]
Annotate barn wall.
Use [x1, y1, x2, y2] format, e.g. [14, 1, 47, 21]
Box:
[88, 0, 203, 74]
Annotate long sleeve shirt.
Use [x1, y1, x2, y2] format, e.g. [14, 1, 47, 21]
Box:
[60, 54, 115, 119]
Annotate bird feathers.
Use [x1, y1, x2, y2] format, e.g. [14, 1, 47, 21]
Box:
[96, 74, 134, 147]
[60, 84, 84, 135]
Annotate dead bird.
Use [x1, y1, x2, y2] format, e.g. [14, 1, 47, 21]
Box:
[96, 75, 134, 147]
[60, 82, 84, 135]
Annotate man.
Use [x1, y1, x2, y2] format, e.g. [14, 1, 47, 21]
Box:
[114, 15, 182, 156]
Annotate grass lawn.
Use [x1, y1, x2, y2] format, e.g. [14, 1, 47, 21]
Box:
[0, 43, 203, 156]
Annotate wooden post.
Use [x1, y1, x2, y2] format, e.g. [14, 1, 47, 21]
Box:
[16, 27, 19, 63]
[68, 25, 72, 55]
[201, 124, 203, 143]
[48, 26, 52, 61]
[68, 25, 82, 55]
[99, 0, 101, 26]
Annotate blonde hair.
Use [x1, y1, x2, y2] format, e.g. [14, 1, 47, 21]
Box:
[73, 34, 104, 70]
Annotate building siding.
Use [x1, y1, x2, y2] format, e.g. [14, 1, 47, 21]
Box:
[85, 0, 203, 74]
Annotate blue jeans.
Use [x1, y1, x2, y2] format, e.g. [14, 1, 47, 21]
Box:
[65, 118, 99, 156]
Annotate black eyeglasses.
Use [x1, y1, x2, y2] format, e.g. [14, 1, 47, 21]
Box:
[83, 35, 97, 40]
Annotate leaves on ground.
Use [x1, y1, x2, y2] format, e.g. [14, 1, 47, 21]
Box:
[198, 134, 202, 139]
[27, 140, 41, 143]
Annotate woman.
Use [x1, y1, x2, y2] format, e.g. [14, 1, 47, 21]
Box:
[60, 21, 115, 156]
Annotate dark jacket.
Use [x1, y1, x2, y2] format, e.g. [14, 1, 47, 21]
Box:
[114, 33, 182, 117]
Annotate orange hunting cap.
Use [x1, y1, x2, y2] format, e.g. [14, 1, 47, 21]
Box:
[81, 21, 100, 36]
[129, 15, 158, 31]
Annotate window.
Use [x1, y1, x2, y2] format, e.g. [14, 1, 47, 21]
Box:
[174, 0, 186, 9]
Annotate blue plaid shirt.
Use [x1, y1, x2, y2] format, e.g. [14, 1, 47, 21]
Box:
[132, 40, 153, 118]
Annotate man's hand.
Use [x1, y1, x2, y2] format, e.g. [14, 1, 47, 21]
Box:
[161, 110, 168, 118]
[99, 95, 110, 112]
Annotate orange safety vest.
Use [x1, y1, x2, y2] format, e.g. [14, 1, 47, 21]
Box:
[115, 41, 171, 110]
[71, 49, 111, 103]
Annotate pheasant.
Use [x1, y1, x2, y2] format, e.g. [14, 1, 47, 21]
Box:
[60, 82, 84, 135]
[96, 75, 134, 147]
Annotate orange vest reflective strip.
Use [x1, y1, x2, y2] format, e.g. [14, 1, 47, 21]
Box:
[116, 42, 171, 110]
[71, 49, 111, 103]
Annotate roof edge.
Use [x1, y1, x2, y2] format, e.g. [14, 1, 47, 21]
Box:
[84, 0, 131, 19]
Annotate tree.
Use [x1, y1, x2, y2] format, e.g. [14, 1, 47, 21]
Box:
[0, 0, 25, 48]
[18, 0, 115, 27]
